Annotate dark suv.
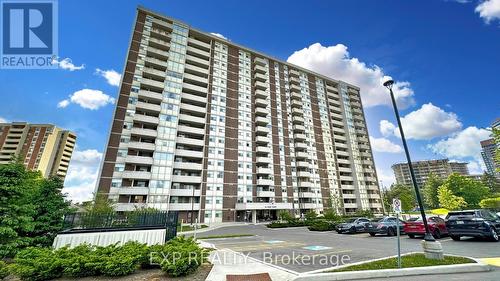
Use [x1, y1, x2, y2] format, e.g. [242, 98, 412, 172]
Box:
[445, 209, 500, 242]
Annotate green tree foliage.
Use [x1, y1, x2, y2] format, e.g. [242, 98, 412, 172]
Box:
[493, 127, 500, 173]
[278, 210, 293, 222]
[422, 173, 443, 209]
[481, 172, 500, 194]
[441, 173, 490, 208]
[479, 197, 500, 210]
[304, 210, 318, 221]
[323, 209, 342, 221]
[438, 185, 467, 210]
[85, 192, 114, 214]
[0, 162, 70, 258]
[384, 184, 416, 212]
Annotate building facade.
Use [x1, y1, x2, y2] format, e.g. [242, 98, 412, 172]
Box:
[480, 118, 499, 178]
[96, 7, 382, 223]
[0, 122, 76, 179]
[392, 159, 469, 188]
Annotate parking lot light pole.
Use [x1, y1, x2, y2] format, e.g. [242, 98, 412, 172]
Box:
[382, 79, 435, 242]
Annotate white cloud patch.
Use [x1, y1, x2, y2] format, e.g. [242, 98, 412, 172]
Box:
[52, 57, 85, 71]
[57, 89, 115, 110]
[95, 68, 122, 87]
[0, 117, 8, 123]
[377, 169, 396, 188]
[475, 0, 500, 23]
[428, 126, 491, 168]
[467, 160, 485, 174]
[380, 103, 462, 140]
[210, 32, 227, 40]
[287, 43, 415, 109]
[370, 136, 403, 153]
[380, 120, 397, 137]
[62, 149, 102, 203]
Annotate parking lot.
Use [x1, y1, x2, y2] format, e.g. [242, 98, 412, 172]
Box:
[192, 224, 500, 274]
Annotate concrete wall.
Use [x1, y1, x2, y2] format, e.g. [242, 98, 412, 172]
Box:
[53, 229, 166, 249]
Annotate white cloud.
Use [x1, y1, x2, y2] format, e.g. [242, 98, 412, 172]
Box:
[210, 32, 227, 40]
[52, 57, 85, 71]
[62, 149, 102, 203]
[467, 160, 485, 174]
[428, 126, 491, 166]
[370, 136, 403, 153]
[57, 89, 115, 110]
[380, 120, 397, 137]
[475, 0, 500, 23]
[377, 169, 396, 188]
[0, 117, 7, 123]
[381, 103, 462, 140]
[287, 43, 415, 109]
[95, 68, 122, 87]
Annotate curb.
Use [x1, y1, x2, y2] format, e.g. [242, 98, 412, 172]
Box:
[292, 254, 491, 281]
[179, 222, 252, 235]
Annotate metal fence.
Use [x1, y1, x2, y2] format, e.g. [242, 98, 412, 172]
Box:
[62, 211, 178, 240]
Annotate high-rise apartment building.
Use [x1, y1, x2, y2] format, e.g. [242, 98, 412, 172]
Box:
[480, 118, 499, 178]
[96, 7, 382, 223]
[392, 159, 469, 188]
[0, 122, 76, 179]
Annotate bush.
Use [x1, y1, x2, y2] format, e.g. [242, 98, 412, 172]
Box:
[0, 261, 10, 279]
[266, 219, 309, 228]
[140, 244, 165, 269]
[56, 244, 103, 277]
[323, 209, 341, 221]
[160, 236, 209, 277]
[278, 210, 293, 222]
[479, 197, 500, 210]
[308, 220, 338, 231]
[10, 247, 62, 281]
[100, 241, 146, 277]
[305, 210, 318, 221]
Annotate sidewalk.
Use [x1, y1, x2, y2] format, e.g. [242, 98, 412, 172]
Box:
[205, 248, 297, 281]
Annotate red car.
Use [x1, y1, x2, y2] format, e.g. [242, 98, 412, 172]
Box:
[404, 216, 448, 239]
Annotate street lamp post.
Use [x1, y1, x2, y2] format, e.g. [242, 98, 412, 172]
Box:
[383, 79, 435, 242]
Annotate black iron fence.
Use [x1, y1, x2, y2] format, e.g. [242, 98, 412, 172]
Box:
[62, 211, 178, 240]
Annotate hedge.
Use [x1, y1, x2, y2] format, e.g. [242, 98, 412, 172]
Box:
[307, 220, 339, 231]
[8, 237, 210, 281]
[479, 197, 500, 210]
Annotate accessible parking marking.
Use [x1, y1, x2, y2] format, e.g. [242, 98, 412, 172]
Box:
[480, 257, 500, 267]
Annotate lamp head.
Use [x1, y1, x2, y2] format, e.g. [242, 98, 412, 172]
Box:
[383, 79, 395, 90]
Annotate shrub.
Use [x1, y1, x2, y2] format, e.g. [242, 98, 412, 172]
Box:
[100, 241, 146, 277]
[56, 244, 104, 277]
[323, 209, 341, 221]
[278, 210, 293, 222]
[479, 197, 500, 211]
[266, 220, 308, 228]
[10, 247, 62, 281]
[160, 236, 209, 277]
[140, 244, 165, 269]
[305, 210, 318, 221]
[0, 261, 10, 279]
[308, 220, 338, 231]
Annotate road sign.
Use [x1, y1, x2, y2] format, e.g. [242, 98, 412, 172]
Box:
[392, 198, 402, 214]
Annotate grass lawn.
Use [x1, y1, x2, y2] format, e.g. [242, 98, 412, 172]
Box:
[197, 234, 255, 239]
[177, 224, 208, 232]
[330, 253, 475, 272]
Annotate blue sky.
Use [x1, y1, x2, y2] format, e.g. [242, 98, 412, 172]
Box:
[1, 0, 499, 201]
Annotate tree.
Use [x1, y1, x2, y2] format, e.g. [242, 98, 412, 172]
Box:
[441, 173, 490, 208]
[438, 185, 467, 210]
[278, 210, 292, 222]
[384, 184, 416, 212]
[85, 192, 115, 213]
[481, 172, 500, 194]
[422, 173, 442, 209]
[479, 197, 500, 211]
[304, 210, 318, 221]
[493, 127, 500, 173]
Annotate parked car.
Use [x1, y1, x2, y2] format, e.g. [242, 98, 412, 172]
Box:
[404, 216, 448, 239]
[445, 209, 500, 242]
[336, 217, 371, 234]
[367, 217, 405, 236]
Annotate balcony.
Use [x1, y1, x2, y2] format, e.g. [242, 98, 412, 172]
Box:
[257, 190, 275, 197]
[255, 98, 268, 107]
[298, 181, 312, 188]
[125, 155, 153, 165]
[292, 116, 304, 124]
[256, 146, 271, 154]
[326, 84, 338, 92]
[343, 203, 358, 209]
[289, 76, 300, 85]
[298, 192, 316, 198]
[177, 125, 205, 136]
[183, 72, 208, 86]
[257, 167, 272, 174]
[128, 141, 155, 151]
[178, 113, 206, 125]
[254, 57, 267, 66]
[296, 161, 309, 169]
[175, 149, 203, 159]
[143, 67, 166, 79]
[256, 157, 272, 164]
[254, 72, 267, 82]
[186, 54, 209, 68]
[133, 114, 159, 125]
[148, 37, 170, 50]
[254, 81, 267, 90]
[294, 133, 306, 141]
[256, 126, 270, 135]
[235, 202, 292, 210]
[144, 56, 168, 68]
[169, 203, 201, 211]
[293, 124, 305, 132]
[147, 46, 169, 59]
[255, 89, 268, 99]
[116, 187, 149, 195]
[300, 203, 318, 209]
[295, 142, 307, 150]
[253, 64, 267, 74]
[257, 178, 274, 186]
[290, 84, 301, 93]
[138, 90, 163, 102]
[115, 203, 147, 212]
[340, 175, 354, 181]
[295, 151, 308, 159]
[289, 69, 300, 77]
[291, 100, 302, 108]
[176, 136, 204, 147]
[182, 83, 207, 96]
[173, 162, 203, 170]
[291, 92, 301, 100]
[297, 171, 311, 178]
[187, 45, 210, 59]
[180, 103, 206, 115]
[136, 101, 161, 113]
[291, 108, 303, 116]
[172, 175, 202, 184]
[121, 171, 151, 180]
[188, 37, 211, 50]
[255, 107, 268, 116]
[131, 127, 157, 138]
[255, 136, 269, 144]
[170, 189, 201, 197]
[141, 78, 164, 91]
[185, 63, 209, 76]
[255, 116, 268, 125]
